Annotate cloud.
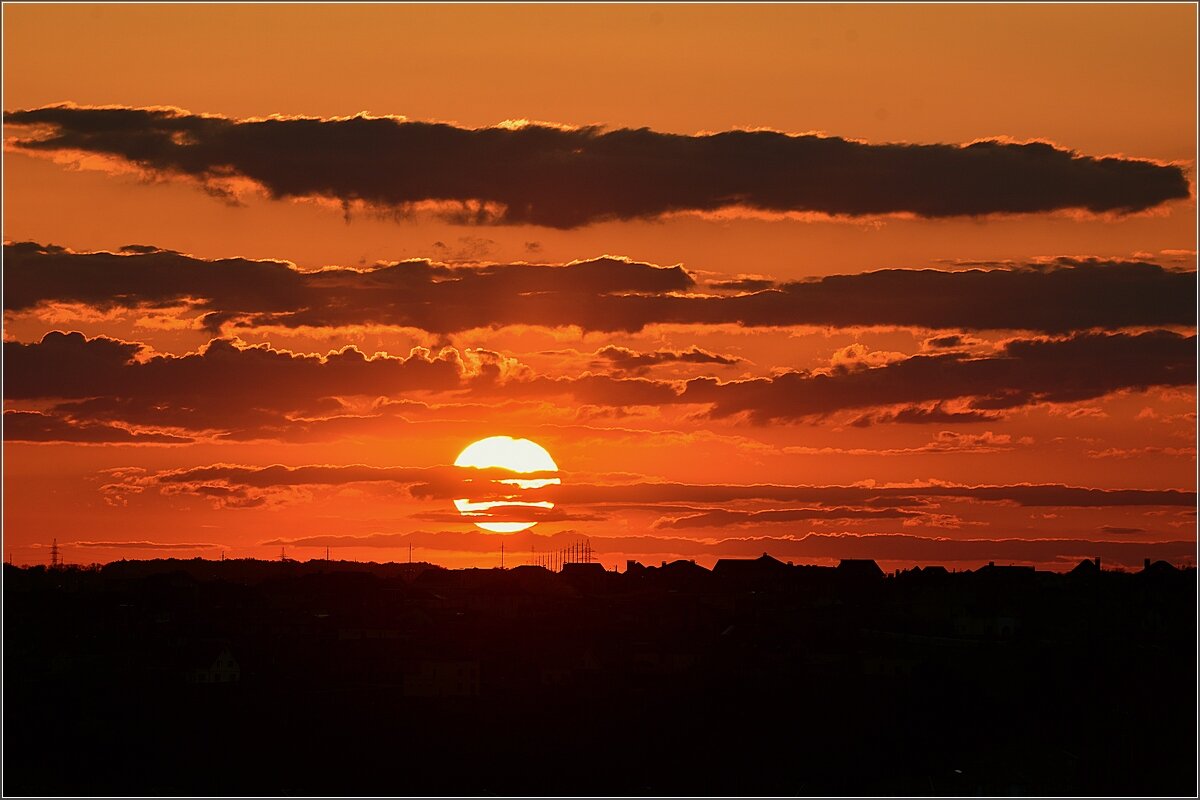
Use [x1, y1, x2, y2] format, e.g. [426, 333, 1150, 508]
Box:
[1086, 445, 1197, 459]
[102, 462, 560, 509]
[3, 410, 192, 444]
[6, 244, 1195, 335]
[708, 277, 777, 292]
[410, 508, 607, 524]
[3, 243, 695, 335]
[108, 463, 1197, 509]
[592, 345, 743, 374]
[540, 481, 1196, 509]
[7, 329, 1192, 439]
[924, 334, 968, 349]
[68, 540, 221, 550]
[261, 528, 605, 553]
[4, 330, 468, 438]
[850, 403, 1002, 427]
[6, 105, 1189, 226]
[1097, 526, 1146, 535]
[652, 506, 921, 529]
[682, 330, 1196, 423]
[781, 431, 1027, 456]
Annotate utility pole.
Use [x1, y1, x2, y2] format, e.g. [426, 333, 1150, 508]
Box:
[409, 544, 412, 563]
[501, 542, 505, 570]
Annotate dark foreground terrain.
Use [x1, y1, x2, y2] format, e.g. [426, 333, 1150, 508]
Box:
[4, 555, 1196, 796]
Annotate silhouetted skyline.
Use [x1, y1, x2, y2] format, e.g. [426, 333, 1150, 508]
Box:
[5, 555, 1195, 795]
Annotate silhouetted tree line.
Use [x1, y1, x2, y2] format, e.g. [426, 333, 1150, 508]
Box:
[4, 555, 1195, 796]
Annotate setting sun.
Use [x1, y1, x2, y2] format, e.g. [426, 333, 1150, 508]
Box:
[453, 436, 561, 533]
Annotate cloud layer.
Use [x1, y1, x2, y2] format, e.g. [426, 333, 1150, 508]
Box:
[683, 330, 1196, 423]
[5, 105, 1190, 227]
[4, 327, 1193, 440]
[104, 462, 1198, 509]
[6, 244, 1195, 335]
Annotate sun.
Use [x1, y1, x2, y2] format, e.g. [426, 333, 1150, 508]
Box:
[453, 436, 560, 533]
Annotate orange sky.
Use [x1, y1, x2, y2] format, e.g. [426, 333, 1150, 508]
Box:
[3, 4, 1196, 571]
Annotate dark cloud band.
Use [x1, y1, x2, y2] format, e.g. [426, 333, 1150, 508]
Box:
[6, 244, 1194, 335]
[680, 330, 1195, 423]
[5, 105, 1190, 227]
[109, 462, 1197, 509]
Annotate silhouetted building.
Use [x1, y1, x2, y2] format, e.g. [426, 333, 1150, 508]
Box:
[1142, 559, 1179, 577]
[713, 553, 791, 586]
[561, 562, 607, 578]
[976, 562, 1037, 582]
[836, 558, 884, 581]
[180, 642, 240, 685]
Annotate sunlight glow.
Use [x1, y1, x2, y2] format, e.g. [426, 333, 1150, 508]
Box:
[453, 436, 560, 533]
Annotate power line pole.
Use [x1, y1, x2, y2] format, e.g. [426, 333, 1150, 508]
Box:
[49, 539, 61, 569]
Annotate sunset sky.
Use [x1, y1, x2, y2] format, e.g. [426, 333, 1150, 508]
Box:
[3, 4, 1196, 571]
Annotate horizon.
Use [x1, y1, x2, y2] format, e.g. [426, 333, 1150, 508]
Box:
[12, 547, 1196, 575]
